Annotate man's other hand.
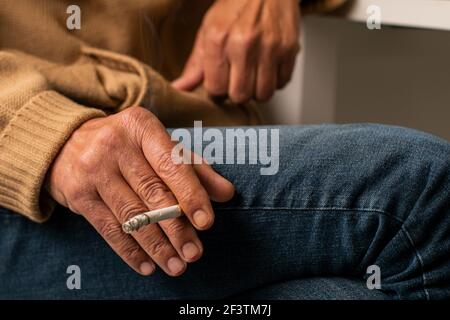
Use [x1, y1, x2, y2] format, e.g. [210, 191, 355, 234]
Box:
[173, 0, 301, 104]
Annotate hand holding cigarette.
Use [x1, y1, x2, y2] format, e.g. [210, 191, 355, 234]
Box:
[47, 107, 234, 277]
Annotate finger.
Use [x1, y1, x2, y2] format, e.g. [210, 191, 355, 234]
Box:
[255, 47, 278, 102]
[96, 175, 187, 276]
[172, 33, 205, 91]
[118, 152, 204, 262]
[225, 0, 262, 104]
[277, 53, 297, 89]
[82, 199, 155, 276]
[140, 117, 215, 231]
[228, 56, 256, 104]
[159, 216, 203, 262]
[193, 159, 235, 202]
[203, 29, 230, 96]
[278, 10, 300, 89]
[171, 60, 203, 91]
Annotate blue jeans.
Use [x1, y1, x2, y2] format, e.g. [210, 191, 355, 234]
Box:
[0, 124, 449, 300]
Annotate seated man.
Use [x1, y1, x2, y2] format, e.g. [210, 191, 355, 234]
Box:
[0, 0, 449, 300]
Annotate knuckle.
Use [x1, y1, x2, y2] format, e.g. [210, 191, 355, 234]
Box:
[205, 26, 227, 49]
[136, 175, 171, 204]
[146, 234, 170, 257]
[77, 147, 103, 174]
[119, 107, 156, 140]
[98, 219, 124, 243]
[94, 124, 122, 152]
[116, 199, 146, 222]
[155, 151, 178, 178]
[230, 30, 258, 51]
[119, 106, 147, 125]
[120, 244, 143, 263]
[165, 220, 186, 238]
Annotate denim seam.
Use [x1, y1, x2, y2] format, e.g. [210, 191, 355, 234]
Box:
[216, 206, 430, 300]
[400, 225, 430, 300]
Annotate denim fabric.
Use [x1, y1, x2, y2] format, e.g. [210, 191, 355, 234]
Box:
[233, 277, 389, 300]
[0, 124, 449, 300]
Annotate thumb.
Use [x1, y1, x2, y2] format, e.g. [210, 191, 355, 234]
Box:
[192, 153, 235, 203]
[172, 62, 203, 91]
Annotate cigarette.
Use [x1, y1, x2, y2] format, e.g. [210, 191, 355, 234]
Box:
[122, 204, 183, 234]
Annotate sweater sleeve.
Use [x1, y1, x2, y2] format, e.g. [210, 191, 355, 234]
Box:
[0, 51, 106, 222]
[0, 44, 154, 222]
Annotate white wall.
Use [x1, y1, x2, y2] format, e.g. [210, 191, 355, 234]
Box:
[263, 15, 450, 141]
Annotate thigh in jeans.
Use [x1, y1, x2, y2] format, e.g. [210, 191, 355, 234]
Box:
[0, 124, 449, 299]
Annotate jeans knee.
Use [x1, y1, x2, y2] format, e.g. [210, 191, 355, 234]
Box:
[344, 124, 450, 166]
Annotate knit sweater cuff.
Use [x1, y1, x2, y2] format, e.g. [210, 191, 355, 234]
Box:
[0, 91, 106, 222]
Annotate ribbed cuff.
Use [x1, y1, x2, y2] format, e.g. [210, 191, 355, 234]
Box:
[0, 91, 106, 222]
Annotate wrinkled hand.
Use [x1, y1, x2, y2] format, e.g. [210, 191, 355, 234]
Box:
[47, 106, 234, 276]
[173, 0, 301, 103]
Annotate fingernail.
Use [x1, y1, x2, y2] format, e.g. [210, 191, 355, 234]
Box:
[193, 210, 211, 229]
[167, 257, 186, 275]
[182, 242, 200, 260]
[139, 261, 154, 276]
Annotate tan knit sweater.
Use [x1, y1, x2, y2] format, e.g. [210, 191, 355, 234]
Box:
[0, 0, 346, 222]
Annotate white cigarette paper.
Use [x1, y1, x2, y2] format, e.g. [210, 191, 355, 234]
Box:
[122, 205, 183, 233]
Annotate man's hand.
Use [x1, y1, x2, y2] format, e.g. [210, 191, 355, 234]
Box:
[172, 0, 301, 104]
[47, 106, 234, 276]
